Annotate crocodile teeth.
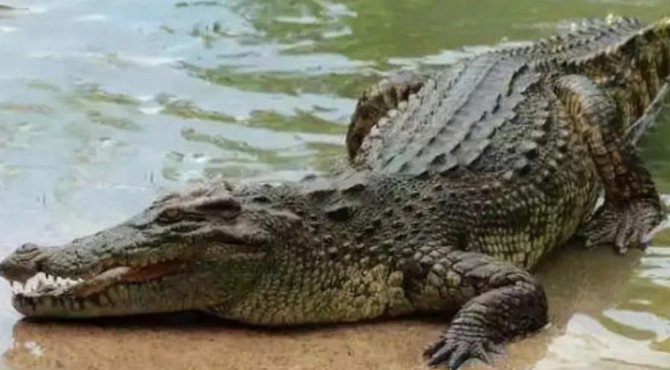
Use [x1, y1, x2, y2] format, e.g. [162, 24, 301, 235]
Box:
[11, 272, 84, 296]
[11, 281, 23, 294]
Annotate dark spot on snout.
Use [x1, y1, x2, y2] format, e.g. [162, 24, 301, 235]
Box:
[325, 202, 354, 221]
[251, 195, 271, 204]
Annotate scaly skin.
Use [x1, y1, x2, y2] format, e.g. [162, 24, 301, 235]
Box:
[1, 16, 669, 369]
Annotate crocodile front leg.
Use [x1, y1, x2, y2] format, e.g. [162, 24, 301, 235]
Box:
[553, 75, 664, 254]
[346, 71, 425, 159]
[417, 251, 547, 369]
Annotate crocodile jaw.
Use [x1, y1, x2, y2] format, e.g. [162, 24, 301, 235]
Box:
[1, 243, 202, 318]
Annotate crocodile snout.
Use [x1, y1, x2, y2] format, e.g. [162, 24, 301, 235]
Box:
[0, 243, 49, 282]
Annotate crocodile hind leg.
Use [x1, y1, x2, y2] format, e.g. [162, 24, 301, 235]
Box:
[553, 75, 664, 254]
[416, 251, 548, 369]
[346, 71, 425, 159]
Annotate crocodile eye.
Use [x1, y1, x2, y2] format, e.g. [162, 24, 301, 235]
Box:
[157, 208, 183, 224]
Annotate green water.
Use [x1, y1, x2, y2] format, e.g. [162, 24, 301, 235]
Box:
[1, 0, 670, 369]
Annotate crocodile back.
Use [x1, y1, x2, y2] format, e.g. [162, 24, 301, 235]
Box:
[352, 16, 664, 179]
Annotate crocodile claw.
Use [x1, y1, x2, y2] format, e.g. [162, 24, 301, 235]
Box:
[584, 199, 663, 254]
[424, 335, 501, 369]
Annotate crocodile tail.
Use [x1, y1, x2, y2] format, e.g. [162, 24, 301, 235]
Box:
[553, 15, 642, 40]
[654, 16, 670, 33]
[622, 17, 670, 141]
[612, 16, 670, 82]
[530, 17, 670, 141]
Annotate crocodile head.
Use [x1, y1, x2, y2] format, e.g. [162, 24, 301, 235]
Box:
[0, 183, 304, 318]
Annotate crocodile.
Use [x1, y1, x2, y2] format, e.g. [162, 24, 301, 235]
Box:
[1, 16, 669, 369]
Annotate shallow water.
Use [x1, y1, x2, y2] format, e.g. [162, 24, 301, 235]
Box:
[1, 0, 670, 369]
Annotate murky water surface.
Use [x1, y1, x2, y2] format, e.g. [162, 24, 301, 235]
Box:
[1, 0, 670, 369]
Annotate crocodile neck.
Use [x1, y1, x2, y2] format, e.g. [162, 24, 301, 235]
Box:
[210, 170, 466, 324]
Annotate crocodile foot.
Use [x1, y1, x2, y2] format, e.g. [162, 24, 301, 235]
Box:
[424, 335, 502, 369]
[584, 199, 663, 254]
[421, 251, 548, 369]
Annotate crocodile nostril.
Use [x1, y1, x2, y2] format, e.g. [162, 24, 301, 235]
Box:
[0, 244, 43, 281]
[18, 243, 40, 254]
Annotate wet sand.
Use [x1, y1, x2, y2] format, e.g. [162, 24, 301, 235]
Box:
[2, 244, 646, 370]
